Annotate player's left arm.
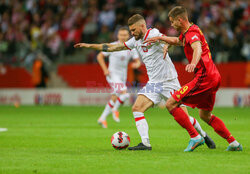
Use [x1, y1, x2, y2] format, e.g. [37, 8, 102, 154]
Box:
[185, 41, 202, 73]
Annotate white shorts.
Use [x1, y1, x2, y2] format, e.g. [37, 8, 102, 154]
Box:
[106, 73, 127, 95]
[138, 78, 181, 105]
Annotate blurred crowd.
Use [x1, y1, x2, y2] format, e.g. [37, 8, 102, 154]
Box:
[0, 0, 249, 66]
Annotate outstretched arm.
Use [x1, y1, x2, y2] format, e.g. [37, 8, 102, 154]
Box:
[74, 42, 128, 52]
[144, 36, 183, 46]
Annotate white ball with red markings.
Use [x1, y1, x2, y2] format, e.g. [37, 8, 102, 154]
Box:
[111, 131, 130, 150]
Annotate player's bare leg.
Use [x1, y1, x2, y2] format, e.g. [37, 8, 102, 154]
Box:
[199, 109, 242, 151]
[166, 97, 204, 152]
[128, 94, 153, 150]
[112, 90, 130, 123]
[181, 106, 216, 149]
[98, 94, 118, 128]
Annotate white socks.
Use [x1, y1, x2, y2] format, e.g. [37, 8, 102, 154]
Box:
[99, 93, 129, 121]
[229, 140, 240, 147]
[112, 93, 129, 111]
[189, 116, 207, 137]
[133, 112, 151, 147]
[99, 100, 114, 121]
[191, 134, 202, 140]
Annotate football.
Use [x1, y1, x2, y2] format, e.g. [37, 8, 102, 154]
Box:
[111, 131, 130, 150]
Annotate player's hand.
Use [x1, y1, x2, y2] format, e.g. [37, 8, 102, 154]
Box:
[131, 62, 140, 69]
[143, 37, 160, 44]
[185, 64, 196, 73]
[74, 43, 90, 48]
[163, 44, 169, 59]
[103, 69, 110, 76]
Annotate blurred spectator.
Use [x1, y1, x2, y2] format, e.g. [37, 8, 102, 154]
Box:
[32, 55, 49, 88]
[97, 25, 112, 43]
[98, 4, 115, 30]
[82, 15, 98, 43]
[0, 32, 8, 58]
[43, 29, 62, 60]
[242, 35, 250, 61]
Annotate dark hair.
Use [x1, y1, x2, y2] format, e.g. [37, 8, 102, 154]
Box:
[128, 14, 145, 26]
[118, 27, 129, 32]
[168, 6, 188, 19]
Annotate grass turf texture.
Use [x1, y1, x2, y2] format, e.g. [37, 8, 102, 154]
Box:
[0, 106, 249, 174]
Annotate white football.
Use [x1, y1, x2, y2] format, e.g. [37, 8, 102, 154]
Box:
[111, 131, 130, 150]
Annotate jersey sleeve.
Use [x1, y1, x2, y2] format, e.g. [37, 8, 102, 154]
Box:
[151, 28, 167, 48]
[185, 31, 201, 45]
[101, 51, 111, 57]
[131, 49, 140, 60]
[124, 38, 135, 50]
[151, 28, 166, 37]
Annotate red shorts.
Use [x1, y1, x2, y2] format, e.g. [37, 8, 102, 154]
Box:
[172, 74, 221, 111]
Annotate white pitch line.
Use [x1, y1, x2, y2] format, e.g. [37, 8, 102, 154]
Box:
[0, 128, 8, 132]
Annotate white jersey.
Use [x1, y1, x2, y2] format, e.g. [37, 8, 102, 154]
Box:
[102, 41, 139, 78]
[124, 28, 177, 83]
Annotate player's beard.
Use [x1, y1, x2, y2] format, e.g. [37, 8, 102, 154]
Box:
[174, 25, 181, 32]
[134, 31, 143, 40]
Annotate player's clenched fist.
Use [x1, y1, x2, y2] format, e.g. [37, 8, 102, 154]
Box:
[103, 69, 110, 76]
[74, 43, 90, 48]
[185, 63, 196, 73]
[143, 36, 160, 44]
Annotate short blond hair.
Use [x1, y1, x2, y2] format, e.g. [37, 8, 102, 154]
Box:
[168, 6, 188, 19]
[128, 14, 145, 26]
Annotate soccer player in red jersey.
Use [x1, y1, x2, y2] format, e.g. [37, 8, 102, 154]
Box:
[144, 6, 242, 151]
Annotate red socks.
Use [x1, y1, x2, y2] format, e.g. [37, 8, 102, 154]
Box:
[170, 107, 199, 138]
[209, 115, 235, 143]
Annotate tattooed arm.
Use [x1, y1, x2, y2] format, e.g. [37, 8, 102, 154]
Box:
[74, 42, 128, 52]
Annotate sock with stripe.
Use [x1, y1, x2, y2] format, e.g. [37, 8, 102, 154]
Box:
[133, 112, 151, 147]
[189, 116, 206, 137]
[209, 115, 238, 145]
[170, 107, 200, 138]
[112, 93, 129, 111]
[99, 100, 114, 121]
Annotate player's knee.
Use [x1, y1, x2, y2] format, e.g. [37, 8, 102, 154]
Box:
[200, 115, 210, 123]
[132, 104, 141, 112]
[199, 111, 211, 123]
[111, 95, 117, 102]
[166, 99, 175, 111]
[200, 114, 206, 121]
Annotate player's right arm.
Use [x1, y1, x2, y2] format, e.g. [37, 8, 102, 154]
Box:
[163, 43, 171, 58]
[97, 52, 109, 76]
[144, 36, 183, 46]
[74, 43, 128, 52]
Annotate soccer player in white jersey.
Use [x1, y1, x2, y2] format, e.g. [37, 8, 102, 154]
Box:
[97, 27, 141, 128]
[74, 14, 215, 151]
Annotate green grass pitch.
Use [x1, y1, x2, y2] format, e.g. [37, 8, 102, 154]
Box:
[0, 106, 249, 174]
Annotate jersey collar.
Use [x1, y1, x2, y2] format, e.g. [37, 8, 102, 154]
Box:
[143, 28, 152, 41]
[183, 23, 193, 35]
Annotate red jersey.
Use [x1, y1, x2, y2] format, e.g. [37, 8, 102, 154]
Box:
[179, 24, 220, 79]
